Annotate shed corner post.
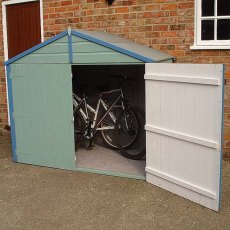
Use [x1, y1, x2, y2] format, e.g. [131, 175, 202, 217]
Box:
[218, 64, 225, 210]
[6, 64, 17, 162]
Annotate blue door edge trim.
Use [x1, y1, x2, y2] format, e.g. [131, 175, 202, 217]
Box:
[71, 31, 155, 63]
[6, 65, 17, 161]
[68, 32, 73, 64]
[4, 31, 68, 66]
[219, 64, 225, 210]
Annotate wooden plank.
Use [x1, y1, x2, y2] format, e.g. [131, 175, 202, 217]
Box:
[11, 36, 69, 63]
[73, 52, 143, 64]
[72, 42, 114, 53]
[34, 43, 68, 54]
[146, 171, 219, 211]
[145, 167, 216, 199]
[145, 80, 220, 143]
[145, 63, 223, 78]
[145, 74, 220, 85]
[145, 125, 218, 149]
[146, 131, 219, 188]
[14, 53, 69, 64]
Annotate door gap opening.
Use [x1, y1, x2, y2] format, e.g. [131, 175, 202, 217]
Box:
[71, 64, 146, 179]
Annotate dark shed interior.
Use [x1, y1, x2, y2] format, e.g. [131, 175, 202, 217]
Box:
[72, 65, 146, 177]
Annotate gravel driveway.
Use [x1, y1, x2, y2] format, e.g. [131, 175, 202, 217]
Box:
[0, 135, 230, 230]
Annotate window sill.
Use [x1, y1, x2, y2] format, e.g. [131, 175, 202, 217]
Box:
[190, 45, 230, 50]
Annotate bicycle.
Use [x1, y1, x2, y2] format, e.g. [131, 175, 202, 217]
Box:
[73, 75, 146, 160]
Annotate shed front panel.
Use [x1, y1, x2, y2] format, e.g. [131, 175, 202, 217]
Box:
[10, 64, 75, 170]
[14, 36, 69, 64]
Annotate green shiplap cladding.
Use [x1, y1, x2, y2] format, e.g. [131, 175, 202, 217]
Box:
[73, 52, 143, 64]
[14, 36, 69, 64]
[15, 54, 69, 64]
[13, 34, 144, 64]
[11, 64, 75, 170]
[72, 36, 143, 64]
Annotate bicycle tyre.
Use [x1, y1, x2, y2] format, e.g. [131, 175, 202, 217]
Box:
[115, 107, 146, 160]
[100, 108, 121, 149]
[73, 109, 85, 149]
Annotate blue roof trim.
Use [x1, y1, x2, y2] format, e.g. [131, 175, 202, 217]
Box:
[72, 31, 154, 63]
[4, 31, 68, 66]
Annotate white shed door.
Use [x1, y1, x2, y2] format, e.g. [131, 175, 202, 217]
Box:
[145, 63, 224, 211]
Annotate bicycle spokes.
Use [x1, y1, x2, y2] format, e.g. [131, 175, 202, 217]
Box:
[116, 108, 146, 160]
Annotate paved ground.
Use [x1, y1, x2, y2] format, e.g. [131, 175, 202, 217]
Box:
[0, 135, 230, 230]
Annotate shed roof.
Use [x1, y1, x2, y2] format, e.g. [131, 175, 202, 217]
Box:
[74, 30, 173, 62]
[4, 29, 173, 66]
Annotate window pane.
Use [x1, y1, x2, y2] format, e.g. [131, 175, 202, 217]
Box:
[218, 0, 230, 16]
[202, 20, 214, 40]
[217, 19, 230, 40]
[202, 0, 214, 16]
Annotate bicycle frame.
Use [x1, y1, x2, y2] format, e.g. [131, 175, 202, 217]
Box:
[73, 88, 125, 131]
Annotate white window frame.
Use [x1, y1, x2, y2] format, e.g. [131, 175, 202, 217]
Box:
[2, 0, 44, 124]
[191, 0, 230, 50]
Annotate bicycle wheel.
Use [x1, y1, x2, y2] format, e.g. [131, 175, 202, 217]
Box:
[100, 107, 122, 149]
[116, 107, 146, 160]
[73, 110, 85, 149]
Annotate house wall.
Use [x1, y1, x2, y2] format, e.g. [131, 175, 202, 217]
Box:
[0, 1, 7, 135]
[0, 0, 230, 157]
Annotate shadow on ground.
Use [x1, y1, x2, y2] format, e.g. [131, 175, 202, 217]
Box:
[0, 135, 230, 230]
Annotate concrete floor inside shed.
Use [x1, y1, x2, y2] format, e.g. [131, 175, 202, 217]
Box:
[75, 145, 146, 177]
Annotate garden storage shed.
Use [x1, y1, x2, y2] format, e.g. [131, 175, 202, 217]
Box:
[5, 29, 224, 211]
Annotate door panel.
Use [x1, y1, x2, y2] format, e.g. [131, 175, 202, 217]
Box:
[11, 64, 75, 170]
[145, 63, 224, 211]
[6, 1, 41, 59]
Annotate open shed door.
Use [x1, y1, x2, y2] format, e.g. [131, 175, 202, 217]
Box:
[145, 63, 224, 211]
[10, 64, 75, 170]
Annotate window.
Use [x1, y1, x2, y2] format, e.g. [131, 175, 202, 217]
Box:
[192, 0, 230, 49]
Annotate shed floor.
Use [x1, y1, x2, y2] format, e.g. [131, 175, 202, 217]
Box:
[76, 145, 146, 177]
